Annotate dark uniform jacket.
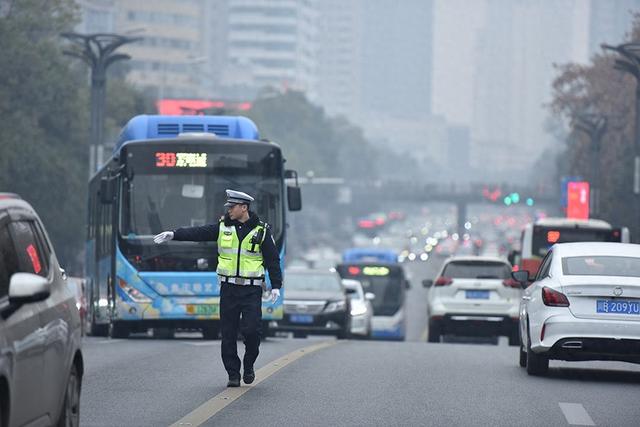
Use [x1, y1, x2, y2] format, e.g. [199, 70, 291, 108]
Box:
[172, 211, 282, 289]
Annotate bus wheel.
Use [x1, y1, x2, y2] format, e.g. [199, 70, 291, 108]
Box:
[110, 322, 130, 339]
[153, 327, 174, 339]
[202, 325, 219, 340]
[89, 317, 108, 337]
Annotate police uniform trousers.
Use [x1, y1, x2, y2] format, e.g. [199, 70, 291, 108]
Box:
[220, 282, 263, 379]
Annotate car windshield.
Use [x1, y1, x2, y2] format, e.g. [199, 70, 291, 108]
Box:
[443, 261, 511, 279]
[562, 256, 640, 277]
[286, 272, 342, 292]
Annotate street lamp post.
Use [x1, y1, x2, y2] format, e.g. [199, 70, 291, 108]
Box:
[61, 32, 141, 176]
[602, 42, 640, 239]
[572, 112, 607, 216]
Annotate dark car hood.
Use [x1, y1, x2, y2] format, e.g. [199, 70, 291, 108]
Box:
[285, 290, 344, 301]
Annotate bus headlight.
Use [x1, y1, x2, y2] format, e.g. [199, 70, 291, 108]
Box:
[325, 300, 346, 313]
[118, 277, 152, 303]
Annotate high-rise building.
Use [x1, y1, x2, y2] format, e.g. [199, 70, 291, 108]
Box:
[471, 0, 590, 179]
[316, 0, 364, 118]
[76, 0, 116, 34]
[222, 0, 319, 100]
[76, 0, 223, 100]
[360, 0, 434, 118]
[589, 0, 640, 55]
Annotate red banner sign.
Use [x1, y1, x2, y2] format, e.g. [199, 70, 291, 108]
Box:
[567, 181, 590, 219]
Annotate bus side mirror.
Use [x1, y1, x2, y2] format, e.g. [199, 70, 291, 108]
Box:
[287, 186, 302, 211]
[511, 270, 531, 287]
[100, 177, 115, 204]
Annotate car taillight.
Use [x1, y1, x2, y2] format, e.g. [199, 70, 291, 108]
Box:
[542, 286, 569, 307]
[502, 278, 520, 288]
[434, 276, 453, 286]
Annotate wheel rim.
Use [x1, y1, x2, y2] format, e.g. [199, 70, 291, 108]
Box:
[66, 369, 80, 427]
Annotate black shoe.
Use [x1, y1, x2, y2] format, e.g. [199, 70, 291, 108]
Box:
[243, 368, 255, 384]
[227, 378, 240, 387]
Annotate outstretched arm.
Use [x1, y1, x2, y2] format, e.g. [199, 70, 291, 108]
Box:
[172, 223, 220, 242]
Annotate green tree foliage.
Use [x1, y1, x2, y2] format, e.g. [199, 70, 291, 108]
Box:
[550, 15, 639, 234]
[0, 0, 154, 273]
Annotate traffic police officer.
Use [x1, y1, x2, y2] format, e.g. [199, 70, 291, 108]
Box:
[153, 189, 282, 387]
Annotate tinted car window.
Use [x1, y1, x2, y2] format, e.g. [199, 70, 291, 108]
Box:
[9, 221, 48, 277]
[442, 261, 511, 279]
[0, 224, 18, 298]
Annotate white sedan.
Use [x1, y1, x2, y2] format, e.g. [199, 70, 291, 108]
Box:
[342, 279, 374, 338]
[513, 242, 640, 376]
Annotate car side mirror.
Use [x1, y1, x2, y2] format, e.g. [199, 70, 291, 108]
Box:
[10, 273, 50, 304]
[422, 279, 433, 288]
[511, 270, 531, 287]
[345, 288, 356, 295]
[364, 292, 375, 301]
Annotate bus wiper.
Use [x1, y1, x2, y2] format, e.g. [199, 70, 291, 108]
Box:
[147, 196, 163, 232]
[476, 275, 499, 279]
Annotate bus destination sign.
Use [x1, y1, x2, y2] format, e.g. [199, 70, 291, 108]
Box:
[155, 152, 208, 168]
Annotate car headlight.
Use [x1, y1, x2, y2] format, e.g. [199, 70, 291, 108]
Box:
[325, 300, 347, 313]
[118, 277, 152, 303]
[350, 303, 367, 317]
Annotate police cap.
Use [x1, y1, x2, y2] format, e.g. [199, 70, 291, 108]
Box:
[224, 189, 255, 207]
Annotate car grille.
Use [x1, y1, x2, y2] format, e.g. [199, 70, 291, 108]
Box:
[284, 300, 326, 314]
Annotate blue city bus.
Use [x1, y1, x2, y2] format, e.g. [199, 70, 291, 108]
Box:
[85, 115, 301, 338]
[337, 248, 408, 340]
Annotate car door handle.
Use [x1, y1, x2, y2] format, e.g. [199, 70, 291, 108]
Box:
[522, 296, 531, 300]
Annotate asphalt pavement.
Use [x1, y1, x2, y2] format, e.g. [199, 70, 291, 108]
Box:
[78, 255, 640, 426]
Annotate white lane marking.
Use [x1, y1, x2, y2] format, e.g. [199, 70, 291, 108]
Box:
[92, 339, 123, 344]
[169, 340, 339, 427]
[559, 403, 595, 426]
[180, 341, 220, 347]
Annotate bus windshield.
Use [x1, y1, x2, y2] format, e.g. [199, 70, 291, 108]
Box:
[532, 226, 620, 258]
[117, 142, 284, 271]
[120, 141, 283, 242]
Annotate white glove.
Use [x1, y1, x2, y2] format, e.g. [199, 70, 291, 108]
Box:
[270, 288, 280, 304]
[153, 231, 174, 244]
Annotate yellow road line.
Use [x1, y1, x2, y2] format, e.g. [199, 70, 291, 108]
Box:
[420, 325, 429, 342]
[169, 340, 339, 427]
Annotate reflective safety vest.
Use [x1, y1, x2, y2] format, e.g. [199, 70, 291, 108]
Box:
[216, 220, 267, 280]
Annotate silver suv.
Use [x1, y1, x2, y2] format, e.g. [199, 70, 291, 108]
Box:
[0, 193, 83, 427]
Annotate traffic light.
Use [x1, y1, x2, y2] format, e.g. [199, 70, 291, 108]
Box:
[526, 198, 534, 206]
